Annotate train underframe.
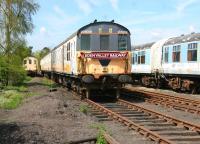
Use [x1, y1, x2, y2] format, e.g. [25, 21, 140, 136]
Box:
[132, 73, 200, 94]
[41, 71, 132, 98]
[26, 70, 38, 77]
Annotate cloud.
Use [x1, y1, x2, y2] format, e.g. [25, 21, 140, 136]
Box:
[176, 0, 197, 13]
[189, 25, 195, 32]
[122, 12, 180, 26]
[131, 27, 184, 45]
[75, 0, 92, 15]
[75, 0, 119, 15]
[109, 0, 118, 10]
[48, 5, 80, 29]
[40, 27, 46, 34]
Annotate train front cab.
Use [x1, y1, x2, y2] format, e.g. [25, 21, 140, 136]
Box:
[74, 22, 132, 98]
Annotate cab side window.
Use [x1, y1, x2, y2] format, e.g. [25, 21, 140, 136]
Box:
[118, 34, 127, 50]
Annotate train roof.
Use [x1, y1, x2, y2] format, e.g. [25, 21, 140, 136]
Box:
[52, 20, 130, 51]
[164, 32, 200, 46]
[132, 42, 155, 50]
[77, 21, 131, 35]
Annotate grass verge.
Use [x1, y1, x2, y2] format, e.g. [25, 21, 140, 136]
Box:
[0, 90, 23, 109]
[41, 77, 58, 88]
[0, 76, 37, 109]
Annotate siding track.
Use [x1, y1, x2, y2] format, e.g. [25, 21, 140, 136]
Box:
[122, 89, 200, 115]
[86, 98, 200, 144]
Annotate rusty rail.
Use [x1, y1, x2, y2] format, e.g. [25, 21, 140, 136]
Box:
[123, 88, 200, 114]
[67, 132, 119, 144]
[118, 99, 200, 133]
[86, 99, 175, 144]
[68, 137, 97, 144]
[103, 132, 120, 144]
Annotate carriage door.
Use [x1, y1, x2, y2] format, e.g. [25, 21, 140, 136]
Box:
[70, 42, 75, 74]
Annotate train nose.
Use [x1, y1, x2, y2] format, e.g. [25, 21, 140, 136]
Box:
[118, 75, 132, 83]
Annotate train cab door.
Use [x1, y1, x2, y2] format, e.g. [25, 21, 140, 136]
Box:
[70, 41, 75, 74]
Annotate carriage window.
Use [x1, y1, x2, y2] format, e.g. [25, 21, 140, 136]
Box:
[172, 45, 181, 62]
[138, 51, 145, 64]
[64, 45, 67, 60]
[109, 28, 112, 33]
[100, 35, 109, 50]
[118, 34, 127, 50]
[29, 59, 32, 64]
[164, 47, 169, 63]
[132, 53, 137, 64]
[188, 43, 197, 61]
[67, 43, 70, 61]
[24, 60, 27, 64]
[81, 35, 90, 50]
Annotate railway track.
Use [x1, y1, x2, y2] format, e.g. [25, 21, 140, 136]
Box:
[86, 98, 200, 144]
[68, 132, 119, 144]
[122, 88, 200, 115]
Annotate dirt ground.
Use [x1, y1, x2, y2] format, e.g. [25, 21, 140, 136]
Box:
[1, 78, 199, 144]
[0, 77, 97, 144]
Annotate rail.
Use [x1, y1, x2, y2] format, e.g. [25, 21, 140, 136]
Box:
[122, 88, 200, 114]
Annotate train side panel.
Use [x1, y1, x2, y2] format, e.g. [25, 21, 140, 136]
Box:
[40, 53, 51, 71]
[150, 39, 169, 73]
[162, 41, 200, 75]
[131, 48, 151, 74]
[63, 36, 78, 75]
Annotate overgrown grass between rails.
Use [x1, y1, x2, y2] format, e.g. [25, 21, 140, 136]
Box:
[90, 123, 107, 144]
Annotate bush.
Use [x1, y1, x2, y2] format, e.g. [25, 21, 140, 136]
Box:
[0, 56, 27, 86]
[0, 90, 23, 109]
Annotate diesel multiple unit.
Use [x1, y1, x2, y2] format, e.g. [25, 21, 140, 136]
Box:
[23, 56, 38, 76]
[132, 32, 200, 93]
[40, 21, 132, 98]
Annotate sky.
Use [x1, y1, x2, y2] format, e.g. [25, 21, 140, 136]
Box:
[26, 0, 200, 51]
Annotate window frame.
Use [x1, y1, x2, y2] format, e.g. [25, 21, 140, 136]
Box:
[164, 47, 169, 63]
[137, 51, 145, 64]
[172, 45, 181, 62]
[67, 43, 71, 61]
[80, 34, 91, 50]
[100, 35, 109, 50]
[118, 34, 128, 51]
[29, 59, 32, 64]
[187, 43, 197, 62]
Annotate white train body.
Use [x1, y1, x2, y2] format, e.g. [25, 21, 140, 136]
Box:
[132, 33, 200, 93]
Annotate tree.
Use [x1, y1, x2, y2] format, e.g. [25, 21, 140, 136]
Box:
[0, 0, 39, 57]
[13, 39, 33, 62]
[34, 47, 50, 70]
[0, 0, 39, 86]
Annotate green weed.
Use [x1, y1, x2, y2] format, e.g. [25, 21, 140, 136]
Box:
[79, 104, 89, 114]
[0, 90, 23, 109]
[90, 123, 107, 144]
[42, 77, 57, 88]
